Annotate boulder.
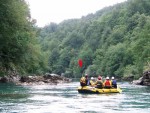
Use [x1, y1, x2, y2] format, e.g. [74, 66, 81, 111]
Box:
[0, 76, 9, 83]
[132, 77, 143, 85]
[0, 75, 20, 83]
[132, 70, 150, 86]
[0, 73, 72, 85]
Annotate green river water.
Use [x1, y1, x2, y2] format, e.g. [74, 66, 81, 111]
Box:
[0, 81, 150, 113]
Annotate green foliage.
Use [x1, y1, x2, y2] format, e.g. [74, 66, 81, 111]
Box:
[0, 0, 46, 75]
[2, 0, 149, 78]
[0, 0, 30, 68]
[38, 0, 150, 78]
[62, 31, 84, 49]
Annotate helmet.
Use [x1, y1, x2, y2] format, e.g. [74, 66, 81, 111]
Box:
[106, 77, 109, 79]
[111, 77, 114, 80]
[98, 76, 102, 80]
[91, 77, 94, 80]
[85, 74, 88, 77]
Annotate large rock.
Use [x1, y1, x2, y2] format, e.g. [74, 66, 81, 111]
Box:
[18, 73, 72, 85]
[132, 70, 150, 86]
[132, 77, 143, 85]
[0, 76, 9, 83]
[0, 75, 20, 83]
[0, 73, 72, 85]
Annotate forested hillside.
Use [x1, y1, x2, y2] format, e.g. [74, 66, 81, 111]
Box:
[0, 0, 149, 79]
[39, 0, 150, 78]
[0, 0, 46, 76]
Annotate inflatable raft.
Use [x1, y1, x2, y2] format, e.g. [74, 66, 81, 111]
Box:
[78, 86, 122, 94]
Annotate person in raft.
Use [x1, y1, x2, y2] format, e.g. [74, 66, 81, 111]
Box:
[95, 75, 104, 89]
[103, 76, 112, 89]
[89, 77, 95, 87]
[80, 74, 89, 86]
[111, 76, 117, 88]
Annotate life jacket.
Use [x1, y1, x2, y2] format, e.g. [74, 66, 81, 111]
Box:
[80, 77, 87, 86]
[90, 80, 95, 86]
[104, 80, 111, 87]
[97, 80, 103, 85]
[96, 80, 103, 89]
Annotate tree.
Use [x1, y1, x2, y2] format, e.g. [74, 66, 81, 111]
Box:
[0, 0, 29, 69]
[132, 19, 150, 74]
[38, 0, 150, 78]
[0, 0, 45, 75]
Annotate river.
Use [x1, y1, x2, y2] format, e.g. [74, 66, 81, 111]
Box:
[0, 81, 150, 113]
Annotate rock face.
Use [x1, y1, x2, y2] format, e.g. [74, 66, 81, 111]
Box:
[0, 75, 20, 83]
[132, 71, 150, 86]
[0, 73, 72, 85]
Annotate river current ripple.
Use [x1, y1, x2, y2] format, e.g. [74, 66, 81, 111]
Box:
[0, 82, 150, 113]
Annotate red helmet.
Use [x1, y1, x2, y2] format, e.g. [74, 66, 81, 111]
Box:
[98, 76, 102, 80]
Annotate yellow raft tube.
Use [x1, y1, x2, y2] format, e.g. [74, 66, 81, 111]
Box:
[78, 86, 122, 94]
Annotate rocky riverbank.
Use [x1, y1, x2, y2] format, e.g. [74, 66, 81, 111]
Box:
[0, 73, 72, 85]
[132, 70, 150, 86]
